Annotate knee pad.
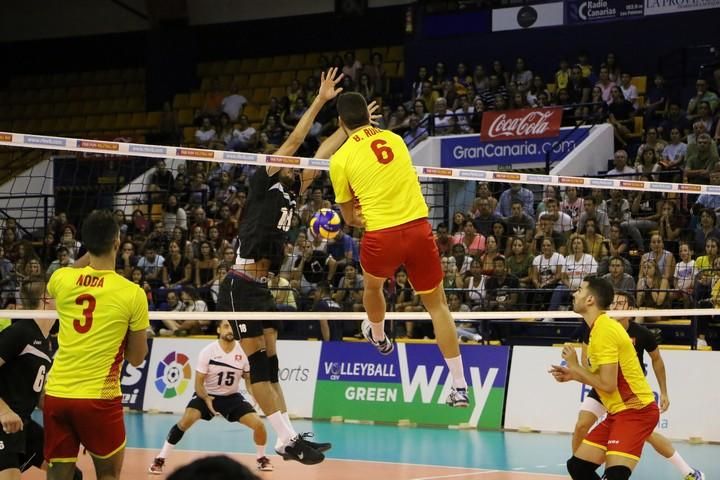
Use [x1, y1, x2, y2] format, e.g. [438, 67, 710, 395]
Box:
[248, 350, 271, 384]
[567, 456, 601, 480]
[603, 465, 632, 480]
[167, 424, 185, 445]
[268, 354, 279, 384]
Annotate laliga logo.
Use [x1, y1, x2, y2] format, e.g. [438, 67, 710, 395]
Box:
[487, 111, 555, 139]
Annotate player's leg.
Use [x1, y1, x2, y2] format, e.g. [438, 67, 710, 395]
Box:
[71, 398, 127, 480]
[264, 327, 331, 454]
[568, 414, 609, 480]
[361, 271, 392, 348]
[237, 413, 272, 471]
[0, 450, 22, 480]
[573, 391, 605, 452]
[601, 402, 660, 479]
[19, 420, 82, 479]
[44, 395, 83, 480]
[149, 406, 203, 474]
[646, 432, 704, 479]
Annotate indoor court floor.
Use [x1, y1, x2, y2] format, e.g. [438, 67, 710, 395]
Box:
[25, 412, 719, 479]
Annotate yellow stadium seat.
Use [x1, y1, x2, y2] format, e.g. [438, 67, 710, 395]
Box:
[296, 69, 312, 82]
[355, 48, 370, 65]
[183, 126, 196, 144]
[189, 92, 206, 109]
[256, 57, 273, 72]
[84, 116, 100, 132]
[240, 58, 258, 73]
[278, 71, 295, 86]
[371, 46, 388, 58]
[636, 96, 645, 108]
[50, 88, 66, 103]
[287, 54, 305, 70]
[397, 61, 405, 77]
[81, 101, 101, 116]
[115, 113, 132, 130]
[224, 60, 242, 75]
[243, 105, 261, 123]
[24, 104, 40, 118]
[37, 103, 53, 117]
[251, 88, 270, 104]
[173, 93, 190, 110]
[269, 86, 285, 100]
[97, 114, 117, 131]
[126, 97, 144, 112]
[129, 112, 146, 130]
[69, 116, 87, 132]
[217, 75, 232, 90]
[124, 83, 144, 97]
[146, 111, 162, 129]
[383, 62, 398, 78]
[110, 98, 129, 113]
[177, 109, 194, 126]
[55, 117, 73, 133]
[265, 72, 281, 86]
[197, 62, 213, 77]
[304, 52, 321, 68]
[66, 102, 83, 117]
[271, 55, 290, 72]
[547, 83, 557, 94]
[631, 76, 647, 96]
[207, 62, 224, 77]
[200, 77, 214, 91]
[40, 117, 56, 133]
[386, 45, 404, 62]
[233, 74, 250, 89]
[248, 74, 265, 89]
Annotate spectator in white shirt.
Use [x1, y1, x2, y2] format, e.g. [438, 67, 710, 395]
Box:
[220, 84, 248, 121]
[618, 73, 638, 110]
[606, 149, 637, 178]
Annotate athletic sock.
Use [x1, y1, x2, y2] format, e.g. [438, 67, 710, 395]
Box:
[282, 412, 298, 437]
[668, 451, 693, 475]
[256, 444, 266, 459]
[158, 441, 175, 459]
[445, 355, 468, 389]
[267, 411, 294, 446]
[370, 320, 386, 342]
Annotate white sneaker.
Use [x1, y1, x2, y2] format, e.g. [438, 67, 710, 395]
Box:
[159, 328, 173, 337]
[696, 338, 708, 349]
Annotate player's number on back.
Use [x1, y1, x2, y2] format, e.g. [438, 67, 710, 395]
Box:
[277, 207, 292, 232]
[217, 371, 236, 386]
[73, 293, 96, 334]
[370, 139, 394, 164]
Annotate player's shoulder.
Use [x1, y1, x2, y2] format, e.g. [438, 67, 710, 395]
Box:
[199, 340, 219, 355]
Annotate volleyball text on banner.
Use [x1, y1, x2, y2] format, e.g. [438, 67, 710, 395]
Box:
[481, 107, 563, 141]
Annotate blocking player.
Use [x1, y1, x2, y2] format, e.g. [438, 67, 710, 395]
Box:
[573, 291, 704, 480]
[0, 280, 82, 480]
[216, 69, 343, 465]
[44, 210, 150, 480]
[321, 92, 469, 406]
[149, 320, 272, 474]
[550, 277, 659, 479]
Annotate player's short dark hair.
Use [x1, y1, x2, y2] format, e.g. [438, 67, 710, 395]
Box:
[337, 92, 370, 130]
[20, 280, 45, 309]
[583, 276, 614, 310]
[81, 210, 119, 256]
[613, 290, 637, 309]
[167, 455, 260, 480]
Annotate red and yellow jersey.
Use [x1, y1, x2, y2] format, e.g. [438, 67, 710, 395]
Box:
[330, 127, 428, 231]
[587, 313, 655, 415]
[46, 267, 149, 400]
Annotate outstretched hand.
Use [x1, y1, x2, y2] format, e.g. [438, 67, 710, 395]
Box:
[367, 100, 382, 126]
[549, 365, 573, 383]
[318, 67, 344, 103]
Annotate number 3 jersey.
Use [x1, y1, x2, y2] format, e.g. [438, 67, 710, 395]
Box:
[237, 168, 296, 273]
[46, 267, 150, 400]
[0, 320, 52, 419]
[330, 127, 428, 232]
[196, 341, 250, 396]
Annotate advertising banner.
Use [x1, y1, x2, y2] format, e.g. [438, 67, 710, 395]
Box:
[566, 0, 644, 23]
[441, 126, 590, 168]
[142, 339, 320, 416]
[504, 346, 720, 442]
[312, 343, 510, 428]
[492, 3, 564, 31]
[120, 339, 153, 410]
[481, 108, 562, 141]
[644, 0, 720, 15]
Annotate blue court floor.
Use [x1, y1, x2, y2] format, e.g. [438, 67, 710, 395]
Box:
[126, 412, 718, 479]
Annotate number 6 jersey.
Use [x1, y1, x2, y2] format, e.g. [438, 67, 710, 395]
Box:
[196, 341, 250, 396]
[0, 320, 52, 419]
[236, 167, 296, 273]
[47, 267, 150, 400]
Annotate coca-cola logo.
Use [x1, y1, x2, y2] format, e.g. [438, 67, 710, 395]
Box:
[481, 107, 562, 141]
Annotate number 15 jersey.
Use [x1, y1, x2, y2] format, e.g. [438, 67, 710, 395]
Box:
[330, 127, 428, 232]
[47, 267, 150, 400]
[196, 341, 250, 396]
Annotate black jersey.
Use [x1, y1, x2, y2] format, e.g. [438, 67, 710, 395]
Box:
[0, 320, 52, 419]
[237, 168, 296, 273]
[582, 321, 658, 375]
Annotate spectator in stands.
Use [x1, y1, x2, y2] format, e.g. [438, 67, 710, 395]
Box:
[129, 266, 155, 310]
[694, 102, 715, 135]
[201, 79, 225, 119]
[472, 64, 489, 92]
[531, 238, 563, 310]
[148, 159, 174, 197]
[116, 241, 138, 278]
[0, 246, 15, 306]
[606, 189, 631, 230]
[0, 229, 17, 260]
[692, 236, 719, 308]
[471, 197, 501, 237]
[526, 76, 549, 108]
[476, 181, 498, 212]
[603, 52, 621, 82]
[567, 65, 591, 104]
[504, 200, 535, 251]
[657, 200, 682, 245]
[453, 95, 474, 134]
[403, 114, 429, 149]
[462, 259, 485, 311]
[687, 78, 719, 118]
[641, 233, 676, 281]
[578, 217, 607, 261]
[291, 241, 337, 296]
[210, 113, 235, 150]
[605, 221, 629, 262]
[147, 220, 170, 257]
[636, 146, 662, 182]
[39, 231, 57, 268]
[161, 239, 192, 294]
[478, 235, 500, 275]
[644, 74, 669, 128]
[602, 255, 636, 292]
[229, 115, 257, 152]
[194, 116, 217, 148]
[606, 149, 636, 178]
[673, 242, 696, 308]
[450, 211, 467, 235]
[547, 235, 597, 318]
[637, 258, 670, 320]
[607, 85, 635, 147]
[687, 120, 711, 145]
[534, 214, 565, 256]
[194, 240, 219, 300]
[59, 225, 82, 261]
[434, 223, 453, 257]
[280, 96, 308, 131]
[46, 246, 74, 279]
[554, 58, 570, 90]
[299, 188, 324, 226]
[327, 227, 358, 274]
[696, 172, 720, 213]
[453, 220, 485, 257]
[693, 208, 720, 254]
[559, 186, 582, 228]
[261, 115, 285, 146]
[220, 83, 247, 121]
[333, 262, 364, 312]
[432, 98, 456, 135]
[312, 280, 342, 340]
[485, 256, 519, 311]
[162, 194, 187, 234]
[469, 97, 485, 132]
[685, 133, 719, 184]
[268, 271, 296, 312]
[510, 57, 532, 90]
[364, 52, 387, 96]
[595, 67, 616, 104]
[411, 65, 429, 100]
[158, 287, 210, 336]
[342, 51, 363, 83]
[388, 104, 410, 133]
[577, 196, 610, 237]
[479, 75, 508, 110]
[159, 290, 183, 313]
[496, 184, 534, 218]
[506, 237, 533, 287]
[618, 73, 638, 109]
[660, 127, 687, 177]
[659, 103, 690, 140]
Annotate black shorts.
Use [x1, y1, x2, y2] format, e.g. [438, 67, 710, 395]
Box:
[187, 393, 255, 422]
[0, 419, 44, 472]
[588, 388, 601, 402]
[216, 273, 281, 338]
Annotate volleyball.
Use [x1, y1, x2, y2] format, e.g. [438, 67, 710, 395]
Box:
[310, 208, 342, 239]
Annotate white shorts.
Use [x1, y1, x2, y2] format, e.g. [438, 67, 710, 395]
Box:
[579, 393, 607, 419]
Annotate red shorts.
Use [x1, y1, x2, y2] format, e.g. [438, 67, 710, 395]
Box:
[43, 395, 126, 463]
[361, 218, 442, 293]
[584, 402, 659, 460]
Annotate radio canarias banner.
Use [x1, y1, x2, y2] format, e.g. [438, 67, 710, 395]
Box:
[481, 107, 563, 141]
[566, 0, 644, 23]
[312, 343, 510, 428]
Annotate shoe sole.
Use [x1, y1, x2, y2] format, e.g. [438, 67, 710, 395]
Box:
[449, 402, 470, 408]
[148, 469, 163, 475]
[281, 455, 324, 465]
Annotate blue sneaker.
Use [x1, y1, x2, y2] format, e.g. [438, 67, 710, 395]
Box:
[684, 469, 705, 480]
[446, 387, 470, 408]
[361, 320, 394, 355]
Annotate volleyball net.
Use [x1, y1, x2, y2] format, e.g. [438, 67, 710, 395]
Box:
[1, 130, 719, 348]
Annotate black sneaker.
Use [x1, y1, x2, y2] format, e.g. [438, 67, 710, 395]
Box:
[275, 436, 324, 465]
[300, 432, 332, 452]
